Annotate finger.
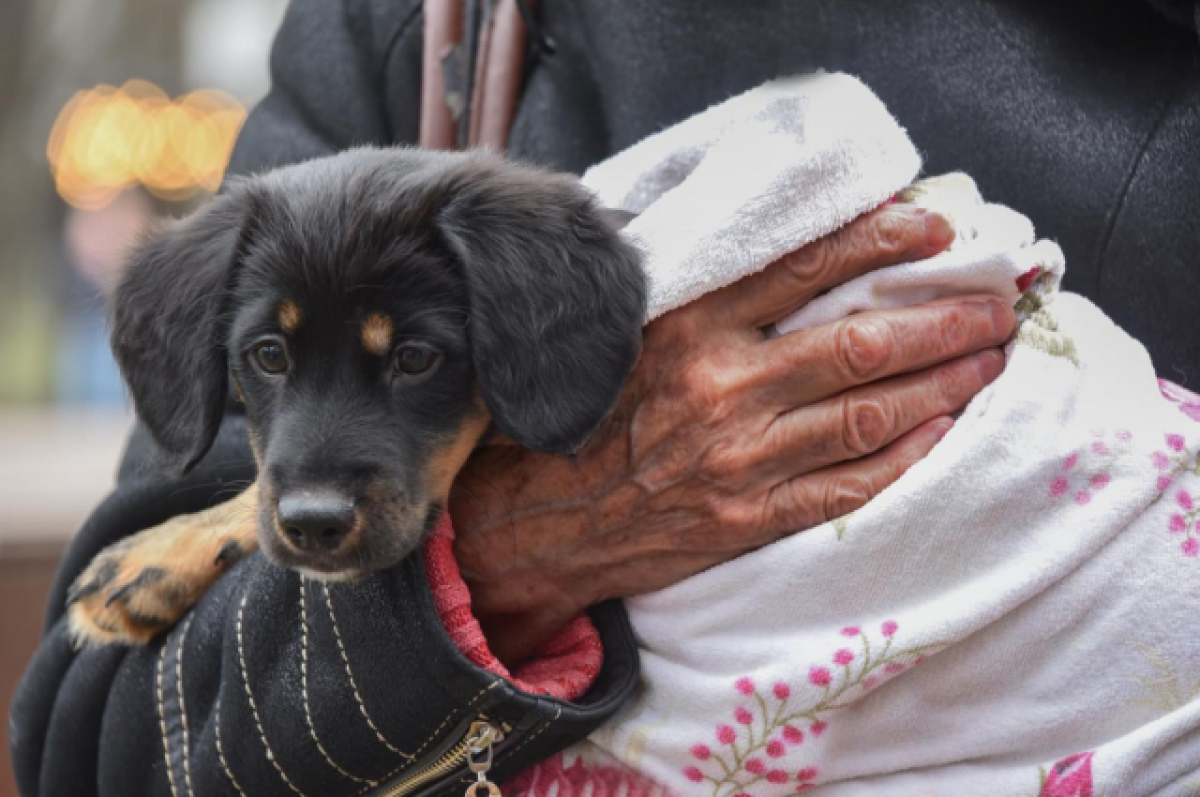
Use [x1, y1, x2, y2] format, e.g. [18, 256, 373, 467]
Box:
[762, 415, 955, 537]
[759, 348, 1003, 478]
[749, 296, 1016, 407]
[720, 204, 956, 329]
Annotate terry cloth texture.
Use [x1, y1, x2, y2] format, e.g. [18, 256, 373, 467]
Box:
[509, 74, 1200, 796]
[581, 74, 921, 321]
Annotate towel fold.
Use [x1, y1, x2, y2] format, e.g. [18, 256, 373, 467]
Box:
[510, 74, 1200, 796]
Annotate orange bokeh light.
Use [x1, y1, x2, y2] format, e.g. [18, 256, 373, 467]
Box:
[47, 80, 246, 210]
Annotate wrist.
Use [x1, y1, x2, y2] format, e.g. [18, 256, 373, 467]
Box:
[472, 600, 585, 667]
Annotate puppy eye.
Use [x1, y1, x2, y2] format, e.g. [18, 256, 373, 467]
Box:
[393, 344, 439, 376]
[252, 339, 289, 375]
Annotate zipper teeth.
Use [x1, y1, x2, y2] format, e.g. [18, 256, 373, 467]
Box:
[373, 720, 506, 797]
[373, 739, 472, 797]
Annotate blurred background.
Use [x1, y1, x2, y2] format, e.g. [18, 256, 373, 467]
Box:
[0, 0, 287, 791]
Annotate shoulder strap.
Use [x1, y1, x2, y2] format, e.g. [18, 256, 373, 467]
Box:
[420, 0, 534, 151]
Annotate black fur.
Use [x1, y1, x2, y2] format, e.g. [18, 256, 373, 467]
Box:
[110, 185, 261, 472]
[110, 147, 646, 575]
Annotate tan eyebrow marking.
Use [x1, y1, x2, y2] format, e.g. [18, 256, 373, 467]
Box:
[278, 301, 302, 334]
[361, 313, 394, 356]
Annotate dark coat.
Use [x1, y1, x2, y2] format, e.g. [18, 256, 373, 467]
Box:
[12, 2, 1200, 795]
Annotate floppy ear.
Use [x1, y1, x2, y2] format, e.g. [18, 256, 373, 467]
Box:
[436, 161, 646, 455]
[110, 184, 259, 473]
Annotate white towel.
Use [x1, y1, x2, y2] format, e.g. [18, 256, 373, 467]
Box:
[510, 74, 1200, 796]
[583, 73, 921, 322]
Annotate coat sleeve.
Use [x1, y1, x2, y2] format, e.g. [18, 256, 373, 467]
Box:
[226, 0, 424, 177]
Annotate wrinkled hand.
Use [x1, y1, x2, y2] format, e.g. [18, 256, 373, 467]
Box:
[450, 204, 1015, 665]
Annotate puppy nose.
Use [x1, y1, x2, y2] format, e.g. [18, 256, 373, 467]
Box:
[277, 494, 357, 552]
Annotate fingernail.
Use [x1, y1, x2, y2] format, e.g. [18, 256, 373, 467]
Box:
[974, 348, 1006, 384]
[923, 212, 955, 249]
[988, 299, 1015, 336]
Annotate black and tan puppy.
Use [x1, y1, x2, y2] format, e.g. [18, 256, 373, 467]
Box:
[68, 148, 645, 645]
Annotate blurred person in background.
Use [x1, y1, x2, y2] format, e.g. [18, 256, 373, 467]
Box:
[11, 1, 1200, 795]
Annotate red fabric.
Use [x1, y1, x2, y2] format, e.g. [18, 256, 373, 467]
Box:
[421, 515, 603, 700]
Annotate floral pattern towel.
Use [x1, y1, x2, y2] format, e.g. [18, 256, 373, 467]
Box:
[509, 87, 1200, 795]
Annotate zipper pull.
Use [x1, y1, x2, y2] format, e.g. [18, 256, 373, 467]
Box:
[464, 721, 503, 797]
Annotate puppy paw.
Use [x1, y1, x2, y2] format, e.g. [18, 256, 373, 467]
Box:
[68, 508, 256, 646]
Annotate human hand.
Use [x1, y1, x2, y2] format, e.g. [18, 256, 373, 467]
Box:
[450, 204, 1015, 665]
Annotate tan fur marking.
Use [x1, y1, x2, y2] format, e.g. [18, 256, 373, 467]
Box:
[427, 404, 492, 501]
[69, 483, 261, 646]
[278, 301, 302, 334]
[361, 313, 394, 357]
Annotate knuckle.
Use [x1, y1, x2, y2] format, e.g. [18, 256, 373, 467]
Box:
[937, 306, 974, 354]
[713, 500, 754, 532]
[932, 358, 973, 403]
[836, 318, 893, 380]
[697, 441, 747, 484]
[781, 245, 832, 287]
[866, 209, 921, 259]
[822, 475, 874, 520]
[841, 395, 893, 456]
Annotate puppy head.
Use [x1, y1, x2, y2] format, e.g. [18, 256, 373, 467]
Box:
[111, 148, 645, 578]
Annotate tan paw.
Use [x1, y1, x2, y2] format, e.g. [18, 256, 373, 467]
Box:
[68, 498, 258, 646]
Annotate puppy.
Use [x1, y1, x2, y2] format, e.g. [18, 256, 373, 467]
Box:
[68, 147, 646, 645]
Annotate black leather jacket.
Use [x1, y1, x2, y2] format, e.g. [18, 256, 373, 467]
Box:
[12, 1, 1199, 795]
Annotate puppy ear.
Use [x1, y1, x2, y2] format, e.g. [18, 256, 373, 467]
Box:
[110, 184, 259, 473]
[436, 159, 646, 455]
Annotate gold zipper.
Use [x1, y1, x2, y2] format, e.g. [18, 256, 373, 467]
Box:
[372, 719, 506, 797]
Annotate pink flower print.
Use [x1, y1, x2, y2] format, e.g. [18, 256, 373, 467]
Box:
[1116, 430, 1132, 442]
[772, 681, 791, 700]
[683, 766, 704, 784]
[1039, 751, 1093, 797]
[1170, 514, 1187, 533]
[745, 758, 766, 775]
[885, 662, 906, 675]
[1160, 379, 1200, 422]
[1183, 538, 1199, 558]
[783, 725, 804, 745]
[840, 626, 861, 637]
[690, 744, 711, 761]
[766, 770, 789, 784]
[1050, 476, 1069, 497]
[1090, 474, 1110, 490]
[1151, 451, 1170, 470]
[735, 706, 754, 725]
[1063, 452, 1079, 471]
[766, 739, 785, 758]
[1074, 490, 1092, 505]
[1158, 475, 1174, 492]
[1091, 441, 1109, 456]
[834, 648, 855, 666]
[735, 677, 755, 696]
[1177, 490, 1194, 511]
[881, 620, 898, 637]
[1167, 433, 1186, 452]
[810, 721, 828, 737]
[797, 767, 819, 781]
[716, 724, 737, 745]
[809, 666, 832, 687]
